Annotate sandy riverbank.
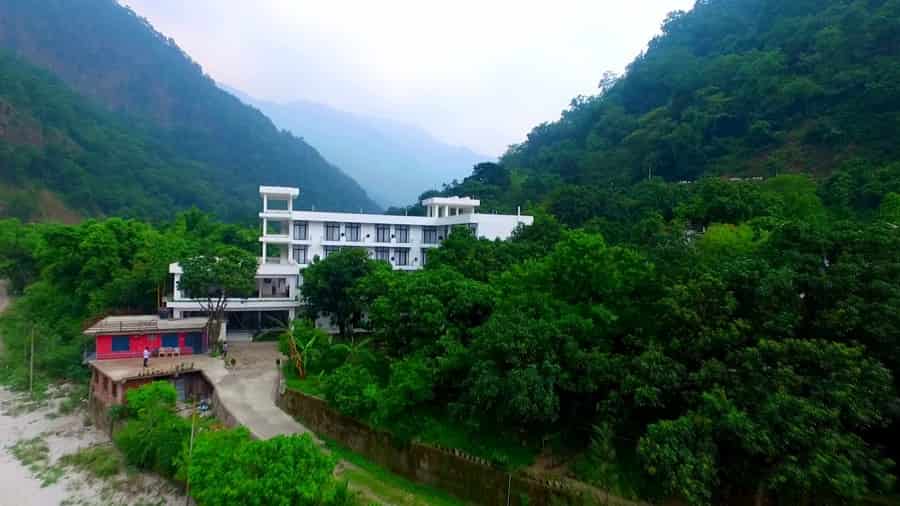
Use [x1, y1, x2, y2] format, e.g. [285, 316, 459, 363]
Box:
[0, 387, 186, 506]
[0, 279, 184, 506]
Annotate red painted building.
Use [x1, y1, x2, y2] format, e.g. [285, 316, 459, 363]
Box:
[84, 315, 210, 360]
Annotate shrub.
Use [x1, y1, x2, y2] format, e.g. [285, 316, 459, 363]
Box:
[114, 382, 189, 477]
[125, 380, 177, 416]
[322, 363, 380, 418]
[59, 445, 123, 478]
[115, 410, 190, 477]
[374, 355, 435, 424]
[185, 429, 353, 506]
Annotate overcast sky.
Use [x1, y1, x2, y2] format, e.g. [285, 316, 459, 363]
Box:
[122, 0, 695, 156]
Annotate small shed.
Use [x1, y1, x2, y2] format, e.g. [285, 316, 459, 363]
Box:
[84, 315, 209, 360]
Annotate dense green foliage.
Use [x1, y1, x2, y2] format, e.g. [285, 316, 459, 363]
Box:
[302, 248, 390, 336]
[0, 210, 256, 387]
[178, 247, 258, 346]
[419, 0, 900, 222]
[289, 174, 900, 504]
[115, 382, 188, 477]
[0, 0, 377, 221]
[0, 51, 230, 221]
[110, 382, 353, 506]
[185, 428, 352, 506]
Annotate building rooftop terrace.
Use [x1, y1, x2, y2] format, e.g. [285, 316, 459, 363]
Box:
[84, 315, 209, 336]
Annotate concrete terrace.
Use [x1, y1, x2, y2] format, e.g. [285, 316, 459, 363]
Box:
[91, 342, 306, 440]
[216, 342, 309, 439]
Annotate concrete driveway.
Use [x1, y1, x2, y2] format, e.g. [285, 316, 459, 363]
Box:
[215, 342, 309, 439]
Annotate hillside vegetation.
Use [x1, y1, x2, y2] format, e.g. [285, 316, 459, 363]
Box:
[433, 0, 900, 219]
[272, 1, 900, 505]
[0, 0, 378, 221]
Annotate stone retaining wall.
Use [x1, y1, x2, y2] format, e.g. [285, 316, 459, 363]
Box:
[278, 388, 646, 506]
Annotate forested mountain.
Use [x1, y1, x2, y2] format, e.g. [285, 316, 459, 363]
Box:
[0, 0, 378, 221]
[228, 87, 487, 208]
[434, 0, 900, 219]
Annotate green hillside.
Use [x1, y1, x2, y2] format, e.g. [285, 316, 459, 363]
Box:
[0, 0, 378, 221]
[436, 0, 900, 220]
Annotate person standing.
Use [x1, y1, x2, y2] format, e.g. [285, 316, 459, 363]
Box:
[143, 346, 150, 368]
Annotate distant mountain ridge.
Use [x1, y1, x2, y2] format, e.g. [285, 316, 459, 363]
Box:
[0, 0, 378, 220]
[226, 87, 489, 207]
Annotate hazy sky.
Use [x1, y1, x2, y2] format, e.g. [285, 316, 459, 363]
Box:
[122, 0, 695, 156]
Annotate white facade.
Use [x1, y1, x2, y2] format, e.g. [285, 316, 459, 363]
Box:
[167, 185, 533, 336]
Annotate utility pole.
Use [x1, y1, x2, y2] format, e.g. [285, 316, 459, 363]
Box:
[29, 326, 35, 398]
[185, 399, 197, 506]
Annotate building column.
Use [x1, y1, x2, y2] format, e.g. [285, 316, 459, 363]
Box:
[288, 243, 293, 263]
[263, 194, 268, 212]
[173, 273, 182, 299]
[262, 242, 268, 263]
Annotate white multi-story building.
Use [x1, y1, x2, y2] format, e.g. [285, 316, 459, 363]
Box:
[167, 186, 533, 337]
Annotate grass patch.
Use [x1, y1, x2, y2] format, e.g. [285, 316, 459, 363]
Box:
[377, 406, 538, 471]
[8, 435, 65, 486]
[324, 438, 464, 506]
[59, 444, 124, 478]
[57, 383, 88, 415]
[284, 364, 326, 396]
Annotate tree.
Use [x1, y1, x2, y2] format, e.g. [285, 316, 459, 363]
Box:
[177, 246, 257, 348]
[0, 219, 40, 294]
[880, 192, 900, 225]
[115, 382, 190, 478]
[639, 339, 897, 505]
[185, 430, 352, 506]
[279, 319, 325, 378]
[301, 247, 386, 337]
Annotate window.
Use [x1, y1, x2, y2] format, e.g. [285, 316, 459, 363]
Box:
[375, 224, 391, 243]
[111, 335, 130, 352]
[395, 225, 409, 243]
[395, 248, 409, 266]
[422, 226, 438, 244]
[323, 246, 340, 258]
[112, 383, 118, 398]
[375, 247, 390, 262]
[293, 246, 308, 264]
[162, 334, 179, 347]
[293, 222, 308, 240]
[345, 223, 361, 242]
[421, 248, 430, 265]
[325, 223, 341, 241]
